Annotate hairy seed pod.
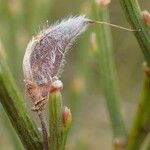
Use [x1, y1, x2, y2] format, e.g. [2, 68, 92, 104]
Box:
[23, 15, 92, 108]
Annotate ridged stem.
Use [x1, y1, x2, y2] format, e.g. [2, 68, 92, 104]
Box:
[49, 91, 70, 150]
[119, 0, 150, 65]
[0, 54, 42, 149]
[91, 1, 127, 141]
[0, 105, 24, 150]
[118, 1, 150, 149]
[126, 64, 150, 150]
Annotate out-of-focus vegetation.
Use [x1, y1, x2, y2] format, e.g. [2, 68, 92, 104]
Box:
[0, 0, 150, 149]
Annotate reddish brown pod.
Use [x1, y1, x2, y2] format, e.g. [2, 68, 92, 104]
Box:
[23, 16, 91, 109]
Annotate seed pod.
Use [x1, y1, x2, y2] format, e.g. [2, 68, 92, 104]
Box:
[23, 15, 91, 107]
[23, 15, 91, 85]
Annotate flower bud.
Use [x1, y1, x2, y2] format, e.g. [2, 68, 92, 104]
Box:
[62, 106, 72, 128]
[143, 10, 150, 27]
[49, 80, 63, 93]
[96, 0, 111, 7]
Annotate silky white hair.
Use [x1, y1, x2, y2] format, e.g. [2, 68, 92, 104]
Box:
[23, 15, 92, 85]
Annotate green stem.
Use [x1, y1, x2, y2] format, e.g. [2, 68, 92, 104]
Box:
[0, 56, 42, 150]
[146, 135, 150, 150]
[0, 105, 24, 150]
[62, 128, 69, 150]
[91, 1, 127, 139]
[127, 64, 150, 150]
[119, 0, 150, 65]
[49, 91, 63, 150]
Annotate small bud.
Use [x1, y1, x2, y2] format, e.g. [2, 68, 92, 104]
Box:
[90, 32, 97, 52]
[96, 0, 111, 7]
[49, 80, 63, 93]
[143, 10, 150, 27]
[62, 106, 72, 128]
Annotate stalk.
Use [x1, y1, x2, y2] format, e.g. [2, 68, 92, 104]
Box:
[48, 90, 72, 150]
[0, 105, 24, 150]
[126, 64, 150, 150]
[91, 0, 127, 141]
[48, 91, 64, 150]
[119, 0, 150, 65]
[38, 110, 49, 150]
[146, 136, 150, 150]
[118, 1, 150, 149]
[0, 53, 42, 149]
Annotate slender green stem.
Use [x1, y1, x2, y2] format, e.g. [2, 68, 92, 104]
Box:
[62, 128, 70, 150]
[49, 91, 72, 150]
[0, 55, 42, 150]
[0, 105, 24, 150]
[91, 1, 127, 139]
[1, 0, 20, 76]
[118, 1, 150, 149]
[119, 0, 150, 65]
[127, 64, 150, 150]
[146, 135, 150, 150]
[49, 91, 63, 150]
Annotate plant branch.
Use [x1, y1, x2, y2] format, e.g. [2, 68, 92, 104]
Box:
[91, 1, 127, 140]
[48, 90, 72, 150]
[49, 91, 63, 150]
[126, 64, 150, 150]
[38, 110, 49, 150]
[0, 55, 42, 150]
[0, 105, 24, 150]
[119, 0, 150, 65]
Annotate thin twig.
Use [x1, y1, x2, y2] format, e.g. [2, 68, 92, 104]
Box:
[126, 64, 150, 150]
[91, 0, 127, 140]
[38, 110, 49, 150]
[119, 0, 150, 65]
[91, 20, 139, 31]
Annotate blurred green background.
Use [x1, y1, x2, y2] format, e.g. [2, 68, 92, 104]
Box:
[0, 0, 149, 149]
